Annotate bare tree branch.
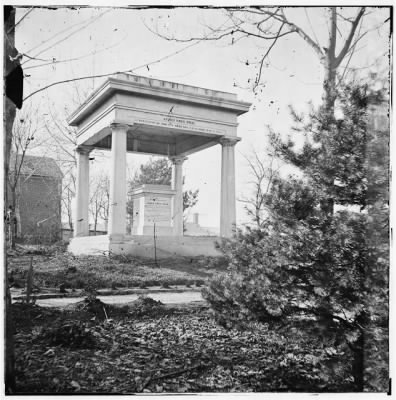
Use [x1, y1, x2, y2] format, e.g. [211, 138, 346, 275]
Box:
[328, 7, 337, 62]
[23, 38, 202, 101]
[239, 150, 280, 227]
[278, 8, 325, 61]
[24, 34, 128, 70]
[8, 7, 34, 33]
[304, 8, 321, 47]
[255, 22, 286, 90]
[22, 9, 111, 66]
[334, 7, 366, 68]
[338, 21, 364, 84]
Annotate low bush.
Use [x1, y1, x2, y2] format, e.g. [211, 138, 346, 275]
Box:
[128, 296, 165, 318]
[38, 321, 96, 349]
[200, 255, 228, 272]
[75, 298, 109, 319]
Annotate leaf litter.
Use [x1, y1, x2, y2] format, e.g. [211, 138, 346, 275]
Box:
[13, 297, 339, 393]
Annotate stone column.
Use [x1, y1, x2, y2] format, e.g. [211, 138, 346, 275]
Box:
[170, 156, 187, 236]
[108, 123, 128, 240]
[74, 146, 91, 237]
[220, 137, 239, 237]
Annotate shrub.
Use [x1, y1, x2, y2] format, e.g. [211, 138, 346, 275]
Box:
[39, 321, 96, 349]
[203, 255, 229, 271]
[81, 282, 99, 302]
[161, 281, 171, 289]
[74, 278, 86, 289]
[128, 296, 165, 317]
[248, 321, 356, 392]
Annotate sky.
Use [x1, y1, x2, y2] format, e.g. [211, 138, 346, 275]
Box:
[12, 5, 390, 229]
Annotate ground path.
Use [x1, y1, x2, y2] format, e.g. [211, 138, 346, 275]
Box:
[35, 290, 203, 307]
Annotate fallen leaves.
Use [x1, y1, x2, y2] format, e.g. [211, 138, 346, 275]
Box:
[13, 301, 354, 393]
[70, 380, 81, 390]
[13, 304, 251, 393]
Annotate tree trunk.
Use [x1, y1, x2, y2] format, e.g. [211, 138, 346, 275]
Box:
[320, 61, 336, 216]
[68, 197, 73, 230]
[351, 329, 365, 391]
[10, 188, 17, 248]
[4, 7, 17, 392]
[322, 8, 337, 112]
[319, 7, 338, 215]
[94, 212, 97, 233]
[4, 42, 17, 399]
[323, 62, 337, 115]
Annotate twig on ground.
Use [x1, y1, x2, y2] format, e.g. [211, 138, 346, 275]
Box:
[143, 362, 207, 389]
[103, 306, 109, 321]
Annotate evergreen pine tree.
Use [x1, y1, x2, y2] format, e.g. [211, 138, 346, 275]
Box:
[203, 81, 389, 391]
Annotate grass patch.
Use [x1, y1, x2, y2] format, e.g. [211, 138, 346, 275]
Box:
[8, 253, 218, 290]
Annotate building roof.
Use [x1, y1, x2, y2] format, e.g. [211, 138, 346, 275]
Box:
[68, 73, 251, 126]
[9, 154, 63, 179]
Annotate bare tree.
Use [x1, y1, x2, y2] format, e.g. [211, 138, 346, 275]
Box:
[239, 150, 280, 228]
[43, 110, 109, 231]
[7, 104, 48, 247]
[89, 172, 110, 233]
[62, 174, 76, 230]
[153, 6, 388, 216]
[152, 7, 388, 111]
[42, 106, 78, 230]
[98, 175, 110, 231]
[42, 82, 107, 231]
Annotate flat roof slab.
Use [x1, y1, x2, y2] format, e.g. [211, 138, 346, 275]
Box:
[68, 73, 251, 157]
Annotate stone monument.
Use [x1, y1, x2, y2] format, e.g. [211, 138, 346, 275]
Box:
[67, 73, 251, 257]
[130, 184, 174, 236]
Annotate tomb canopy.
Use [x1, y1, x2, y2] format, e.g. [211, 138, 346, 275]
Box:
[68, 73, 251, 257]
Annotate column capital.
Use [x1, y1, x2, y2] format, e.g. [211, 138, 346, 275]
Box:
[76, 145, 93, 155]
[219, 136, 241, 147]
[169, 155, 188, 165]
[110, 122, 129, 132]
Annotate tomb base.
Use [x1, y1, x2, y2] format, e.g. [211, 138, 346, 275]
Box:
[68, 234, 222, 258]
[131, 226, 173, 236]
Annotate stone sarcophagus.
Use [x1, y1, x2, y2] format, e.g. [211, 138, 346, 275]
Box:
[130, 184, 175, 236]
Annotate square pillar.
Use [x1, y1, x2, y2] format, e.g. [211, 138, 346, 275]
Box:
[170, 156, 187, 236]
[74, 146, 91, 237]
[220, 137, 239, 237]
[108, 123, 128, 240]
